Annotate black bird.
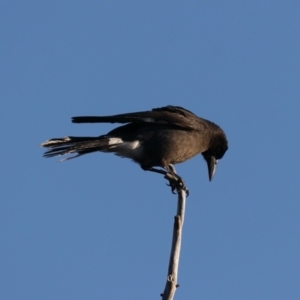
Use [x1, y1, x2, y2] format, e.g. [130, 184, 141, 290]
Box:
[41, 106, 228, 194]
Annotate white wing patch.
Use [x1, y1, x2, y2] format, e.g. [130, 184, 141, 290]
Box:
[106, 138, 142, 159]
[108, 138, 123, 145]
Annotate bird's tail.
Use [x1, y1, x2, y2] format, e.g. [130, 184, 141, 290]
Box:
[41, 136, 110, 160]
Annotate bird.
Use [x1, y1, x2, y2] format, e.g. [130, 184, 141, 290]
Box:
[41, 105, 228, 194]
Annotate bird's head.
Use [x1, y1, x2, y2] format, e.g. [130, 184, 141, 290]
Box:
[202, 131, 228, 181]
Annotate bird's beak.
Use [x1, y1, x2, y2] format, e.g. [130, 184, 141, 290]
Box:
[207, 156, 218, 181]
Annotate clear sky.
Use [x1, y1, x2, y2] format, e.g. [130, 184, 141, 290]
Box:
[1, 1, 300, 299]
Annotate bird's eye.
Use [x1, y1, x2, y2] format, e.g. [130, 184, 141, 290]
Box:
[215, 146, 224, 158]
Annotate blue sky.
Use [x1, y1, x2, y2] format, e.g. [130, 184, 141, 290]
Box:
[1, 1, 300, 299]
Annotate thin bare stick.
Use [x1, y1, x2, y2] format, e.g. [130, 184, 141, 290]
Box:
[161, 172, 187, 300]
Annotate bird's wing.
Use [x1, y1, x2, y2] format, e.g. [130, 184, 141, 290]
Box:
[72, 105, 206, 131]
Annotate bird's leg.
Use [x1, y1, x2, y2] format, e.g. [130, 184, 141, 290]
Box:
[166, 164, 176, 173]
[147, 165, 189, 196]
[165, 164, 189, 196]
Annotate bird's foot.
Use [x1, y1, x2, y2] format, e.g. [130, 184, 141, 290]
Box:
[145, 165, 189, 196]
[164, 172, 189, 196]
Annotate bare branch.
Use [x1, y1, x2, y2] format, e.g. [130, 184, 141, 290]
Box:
[161, 181, 187, 300]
